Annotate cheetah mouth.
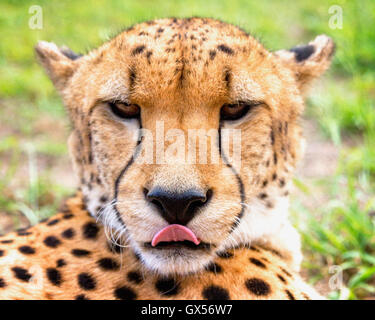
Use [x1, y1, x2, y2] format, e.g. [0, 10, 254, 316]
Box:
[151, 224, 200, 246]
[144, 240, 211, 250]
[145, 224, 211, 250]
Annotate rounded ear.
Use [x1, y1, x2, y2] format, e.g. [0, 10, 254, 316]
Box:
[35, 41, 82, 91]
[274, 35, 335, 94]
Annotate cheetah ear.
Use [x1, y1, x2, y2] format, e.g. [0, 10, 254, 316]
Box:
[275, 35, 335, 93]
[35, 41, 82, 91]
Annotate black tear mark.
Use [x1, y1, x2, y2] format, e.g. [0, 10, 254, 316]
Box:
[113, 118, 143, 228]
[217, 44, 234, 55]
[289, 44, 315, 62]
[131, 45, 146, 56]
[218, 122, 245, 232]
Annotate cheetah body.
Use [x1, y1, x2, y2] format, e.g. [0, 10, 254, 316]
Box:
[0, 195, 320, 300]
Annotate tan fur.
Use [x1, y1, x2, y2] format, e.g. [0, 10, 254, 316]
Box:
[0, 194, 322, 300]
[0, 18, 334, 299]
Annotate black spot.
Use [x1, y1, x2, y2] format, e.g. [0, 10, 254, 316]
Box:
[132, 45, 146, 56]
[277, 274, 286, 283]
[17, 231, 32, 236]
[114, 286, 137, 300]
[18, 246, 35, 255]
[261, 257, 270, 263]
[82, 222, 99, 239]
[272, 173, 277, 181]
[206, 262, 222, 273]
[280, 267, 292, 278]
[46, 268, 62, 286]
[209, 50, 217, 60]
[224, 69, 231, 87]
[47, 219, 59, 226]
[202, 285, 230, 300]
[108, 242, 122, 254]
[75, 294, 89, 300]
[249, 246, 261, 252]
[157, 27, 164, 33]
[0, 250, 4, 257]
[0, 278, 6, 288]
[279, 179, 286, 188]
[264, 247, 283, 258]
[78, 273, 96, 290]
[61, 228, 75, 239]
[273, 152, 278, 165]
[290, 44, 315, 62]
[285, 289, 295, 300]
[262, 180, 268, 188]
[266, 201, 274, 209]
[71, 249, 91, 257]
[12, 267, 32, 282]
[127, 271, 143, 284]
[217, 251, 234, 259]
[270, 129, 275, 145]
[57, 259, 66, 267]
[217, 44, 234, 55]
[1, 240, 13, 244]
[44, 236, 61, 248]
[245, 278, 271, 296]
[146, 51, 153, 63]
[129, 69, 136, 88]
[249, 257, 267, 269]
[155, 278, 179, 296]
[99, 195, 108, 203]
[63, 213, 74, 219]
[97, 258, 119, 271]
[258, 193, 268, 200]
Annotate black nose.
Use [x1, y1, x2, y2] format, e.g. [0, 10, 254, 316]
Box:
[145, 187, 212, 225]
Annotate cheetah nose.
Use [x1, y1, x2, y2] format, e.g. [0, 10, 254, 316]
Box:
[144, 187, 212, 225]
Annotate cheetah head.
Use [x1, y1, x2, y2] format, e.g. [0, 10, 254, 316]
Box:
[35, 18, 334, 275]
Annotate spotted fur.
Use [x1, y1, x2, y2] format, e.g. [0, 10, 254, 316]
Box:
[0, 194, 322, 300]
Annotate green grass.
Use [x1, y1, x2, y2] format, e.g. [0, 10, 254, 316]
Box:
[0, 0, 374, 299]
[292, 176, 375, 299]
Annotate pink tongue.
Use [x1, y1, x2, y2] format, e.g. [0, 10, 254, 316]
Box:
[151, 224, 200, 247]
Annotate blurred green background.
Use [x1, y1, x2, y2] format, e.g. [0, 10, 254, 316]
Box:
[0, 0, 374, 300]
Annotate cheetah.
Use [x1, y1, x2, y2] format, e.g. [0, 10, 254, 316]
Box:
[0, 18, 334, 299]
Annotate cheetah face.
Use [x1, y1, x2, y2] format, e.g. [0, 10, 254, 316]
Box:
[35, 18, 334, 275]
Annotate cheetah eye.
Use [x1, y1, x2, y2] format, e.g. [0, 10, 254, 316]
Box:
[108, 101, 141, 119]
[220, 101, 261, 121]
